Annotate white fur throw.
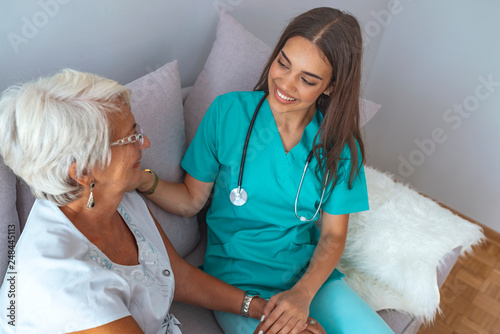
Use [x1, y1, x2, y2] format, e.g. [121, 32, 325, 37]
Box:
[337, 166, 485, 323]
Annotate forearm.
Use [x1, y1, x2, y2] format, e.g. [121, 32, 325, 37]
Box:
[142, 179, 196, 217]
[137, 170, 210, 217]
[293, 213, 349, 299]
[293, 231, 346, 299]
[174, 262, 265, 319]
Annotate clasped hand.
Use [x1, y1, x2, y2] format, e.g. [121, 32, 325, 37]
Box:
[253, 288, 326, 334]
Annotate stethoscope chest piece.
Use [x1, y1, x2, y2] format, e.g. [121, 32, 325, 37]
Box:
[230, 187, 248, 206]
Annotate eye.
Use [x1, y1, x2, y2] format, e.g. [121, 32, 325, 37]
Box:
[301, 77, 315, 86]
[277, 58, 289, 69]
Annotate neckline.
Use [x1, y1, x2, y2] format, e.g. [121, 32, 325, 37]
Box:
[259, 95, 323, 160]
[54, 202, 143, 269]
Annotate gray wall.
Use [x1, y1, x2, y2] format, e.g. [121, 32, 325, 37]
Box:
[364, 0, 500, 232]
[3, 1, 496, 232]
[1, 0, 388, 90]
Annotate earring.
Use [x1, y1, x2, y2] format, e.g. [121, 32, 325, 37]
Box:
[86, 181, 95, 209]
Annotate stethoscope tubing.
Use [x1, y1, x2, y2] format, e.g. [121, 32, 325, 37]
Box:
[294, 150, 330, 222]
[237, 91, 269, 192]
[230, 91, 328, 222]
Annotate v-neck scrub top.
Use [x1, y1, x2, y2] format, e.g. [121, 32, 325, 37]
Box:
[181, 91, 369, 299]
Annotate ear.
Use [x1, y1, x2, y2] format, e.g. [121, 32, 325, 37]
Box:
[68, 163, 93, 187]
[323, 84, 334, 96]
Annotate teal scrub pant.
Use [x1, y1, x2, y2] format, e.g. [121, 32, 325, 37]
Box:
[213, 279, 394, 334]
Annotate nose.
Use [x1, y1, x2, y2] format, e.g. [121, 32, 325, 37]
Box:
[279, 72, 296, 93]
[140, 134, 151, 149]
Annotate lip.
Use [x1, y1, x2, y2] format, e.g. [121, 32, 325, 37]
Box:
[273, 84, 297, 104]
[133, 158, 141, 168]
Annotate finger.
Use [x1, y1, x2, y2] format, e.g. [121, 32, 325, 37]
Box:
[253, 321, 263, 334]
[288, 319, 307, 334]
[263, 297, 278, 318]
[268, 313, 293, 334]
[303, 320, 324, 334]
[278, 317, 303, 334]
[306, 326, 322, 334]
[259, 306, 285, 333]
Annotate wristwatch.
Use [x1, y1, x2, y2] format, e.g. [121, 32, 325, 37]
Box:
[241, 290, 260, 318]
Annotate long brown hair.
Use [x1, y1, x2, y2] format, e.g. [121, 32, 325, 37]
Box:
[254, 7, 364, 190]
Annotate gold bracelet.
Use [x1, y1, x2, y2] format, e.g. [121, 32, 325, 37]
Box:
[138, 169, 159, 196]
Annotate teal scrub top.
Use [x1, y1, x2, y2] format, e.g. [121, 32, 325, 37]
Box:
[181, 91, 369, 298]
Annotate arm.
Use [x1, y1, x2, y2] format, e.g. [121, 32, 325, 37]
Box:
[138, 171, 213, 217]
[259, 213, 349, 334]
[149, 209, 266, 320]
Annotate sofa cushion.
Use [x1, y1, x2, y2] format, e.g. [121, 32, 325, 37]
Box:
[337, 166, 485, 322]
[0, 157, 20, 280]
[126, 60, 199, 257]
[183, 11, 270, 145]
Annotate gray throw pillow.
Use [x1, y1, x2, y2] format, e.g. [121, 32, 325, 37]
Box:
[127, 60, 199, 257]
[183, 11, 271, 146]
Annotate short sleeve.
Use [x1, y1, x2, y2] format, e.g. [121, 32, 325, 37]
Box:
[322, 142, 369, 215]
[181, 96, 221, 182]
[27, 269, 131, 333]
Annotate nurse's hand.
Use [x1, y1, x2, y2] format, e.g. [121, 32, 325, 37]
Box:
[135, 169, 156, 193]
[257, 288, 312, 334]
[253, 317, 326, 334]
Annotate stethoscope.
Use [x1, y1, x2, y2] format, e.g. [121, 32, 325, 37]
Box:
[229, 92, 330, 222]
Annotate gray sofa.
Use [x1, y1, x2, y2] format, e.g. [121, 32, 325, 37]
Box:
[0, 156, 463, 334]
[0, 10, 484, 334]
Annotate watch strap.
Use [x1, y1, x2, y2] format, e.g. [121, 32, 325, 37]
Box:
[241, 290, 260, 318]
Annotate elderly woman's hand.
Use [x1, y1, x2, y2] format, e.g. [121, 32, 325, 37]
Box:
[253, 317, 326, 334]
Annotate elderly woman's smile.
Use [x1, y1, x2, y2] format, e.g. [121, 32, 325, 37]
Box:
[102, 106, 151, 192]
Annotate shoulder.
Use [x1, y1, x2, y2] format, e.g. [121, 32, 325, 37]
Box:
[16, 199, 92, 262]
[7, 200, 131, 331]
[211, 91, 266, 115]
[13, 199, 115, 286]
[338, 138, 362, 161]
[217, 90, 264, 102]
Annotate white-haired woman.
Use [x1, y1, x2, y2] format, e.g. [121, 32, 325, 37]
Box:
[0, 69, 287, 334]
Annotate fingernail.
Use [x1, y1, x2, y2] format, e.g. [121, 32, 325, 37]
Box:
[260, 315, 265, 322]
[258, 331, 263, 334]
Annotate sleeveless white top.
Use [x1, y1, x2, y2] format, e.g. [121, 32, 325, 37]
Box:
[0, 191, 181, 334]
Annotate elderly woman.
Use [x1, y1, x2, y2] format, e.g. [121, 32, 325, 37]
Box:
[0, 69, 318, 334]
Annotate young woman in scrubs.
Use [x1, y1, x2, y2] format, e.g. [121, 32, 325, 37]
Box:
[138, 7, 394, 334]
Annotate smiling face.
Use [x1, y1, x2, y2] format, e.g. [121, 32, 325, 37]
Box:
[93, 104, 150, 193]
[267, 36, 333, 117]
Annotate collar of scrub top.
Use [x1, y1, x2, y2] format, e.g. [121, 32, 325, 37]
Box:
[229, 90, 330, 222]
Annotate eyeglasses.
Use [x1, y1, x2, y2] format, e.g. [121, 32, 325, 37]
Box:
[111, 124, 144, 146]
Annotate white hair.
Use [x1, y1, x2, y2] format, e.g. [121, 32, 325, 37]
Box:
[0, 69, 131, 206]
